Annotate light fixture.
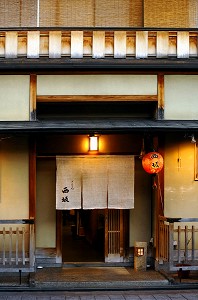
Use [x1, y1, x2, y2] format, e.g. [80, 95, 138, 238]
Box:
[89, 135, 99, 151]
[191, 134, 196, 144]
[134, 247, 144, 257]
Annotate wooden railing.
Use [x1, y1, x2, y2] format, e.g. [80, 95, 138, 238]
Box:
[159, 216, 169, 262]
[158, 216, 198, 271]
[0, 29, 198, 59]
[0, 219, 35, 272]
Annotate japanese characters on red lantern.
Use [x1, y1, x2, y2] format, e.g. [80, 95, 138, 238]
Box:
[142, 152, 163, 174]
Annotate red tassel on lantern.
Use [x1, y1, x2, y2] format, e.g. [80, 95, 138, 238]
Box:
[142, 152, 163, 174]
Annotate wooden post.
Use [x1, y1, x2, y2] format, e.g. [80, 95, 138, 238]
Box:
[192, 226, 195, 261]
[157, 74, 164, 120]
[169, 223, 174, 269]
[185, 225, 188, 262]
[56, 210, 62, 264]
[29, 74, 37, 121]
[29, 223, 35, 268]
[178, 225, 181, 263]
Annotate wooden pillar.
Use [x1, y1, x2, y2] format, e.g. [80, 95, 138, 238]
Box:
[56, 210, 62, 263]
[157, 74, 164, 120]
[29, 74, 37, 121]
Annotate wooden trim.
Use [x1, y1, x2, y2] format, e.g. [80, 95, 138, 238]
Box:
[56, 210, 62, 264]
[120, 210, 124, 258]
[37, 95, 158, 103]
[105, 209, 108, 259]
[157, 74, 164, 119]
[30, 74, 37, 121]
[29, 138, 36, 219]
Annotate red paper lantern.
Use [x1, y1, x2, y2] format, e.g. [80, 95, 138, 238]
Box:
[142, 152, 163, 174]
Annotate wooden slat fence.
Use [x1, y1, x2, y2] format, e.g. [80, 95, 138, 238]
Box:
[158, 216, 198, 271]
[0, 29, 198, 59]
[0, 219, 35, 272]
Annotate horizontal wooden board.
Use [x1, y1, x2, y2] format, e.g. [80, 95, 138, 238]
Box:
[37, 95, 158, 102]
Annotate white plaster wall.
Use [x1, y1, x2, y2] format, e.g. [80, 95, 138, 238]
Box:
[164, 135, 198, 218]
[0, 75, 29, 121]
[165, 75, 198, 120]
[0, 137, 29, 219]
[36, 159, 56, 248]
[37, 75, 157, 95]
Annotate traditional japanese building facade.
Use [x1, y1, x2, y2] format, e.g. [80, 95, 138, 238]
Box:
[0, 0, 198, 273]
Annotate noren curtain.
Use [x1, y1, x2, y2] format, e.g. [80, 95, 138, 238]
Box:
[56, 156, 134, 210]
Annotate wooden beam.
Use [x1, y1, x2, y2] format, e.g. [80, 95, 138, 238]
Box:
[5, 32, 18, 58]
[49, 31, 62, 58]
[71, 31, 83, 58]
[37, 95, 158, 103]
[92, 31, 105, 58]
[177, 31, 189, 59]
[114, 31, 126, 58]
[157, 32, 169, 58]
[30, 74, 37, 121]
[27, 31, 40, 58]
[157, 74, 164, 119]
[136, 31, 148, 59]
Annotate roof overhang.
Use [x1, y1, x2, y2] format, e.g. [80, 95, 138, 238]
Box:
[1, 119, 198, 134]
[1, 58, 198, 72]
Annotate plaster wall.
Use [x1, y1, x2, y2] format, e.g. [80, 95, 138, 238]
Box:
[36, 159, 56, 248]
[130, 157, 152, 246]
[164, 134, 198, 218]
[0, 137, 29, 219]
[164, 75, 198, 120]
[37, 75, 157, 95]
[0, 75, 29, 121]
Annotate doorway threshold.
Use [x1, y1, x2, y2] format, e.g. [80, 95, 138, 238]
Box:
[63, 262, 132, 268]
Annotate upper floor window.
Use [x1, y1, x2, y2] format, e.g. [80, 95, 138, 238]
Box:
[0, 0, 197, 28]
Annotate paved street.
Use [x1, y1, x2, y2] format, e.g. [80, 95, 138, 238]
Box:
[0, 289, 198, 300]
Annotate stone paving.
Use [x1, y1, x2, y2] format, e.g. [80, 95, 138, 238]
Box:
[0, 289, 198, 300]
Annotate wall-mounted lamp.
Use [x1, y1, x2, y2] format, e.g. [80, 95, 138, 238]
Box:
[191, 134, 196, 144]
[89, 135, 99, 151]
[134, 247, 144, 257]
[185, 133, 197, 144]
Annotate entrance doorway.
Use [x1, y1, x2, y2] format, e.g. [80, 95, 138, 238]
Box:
[61, 209, 129, 263]
[62, 209, 105, 263]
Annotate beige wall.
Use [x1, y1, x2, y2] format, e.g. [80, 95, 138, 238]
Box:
[130, 157, 152, 246]
[37, 75, 157, 95]
[165, 75, 198, 120]
[0, 137, 29, 219]
[164, 134, 198, 218]
[0, 75, 29, 121]
[36, 159, 56, 248]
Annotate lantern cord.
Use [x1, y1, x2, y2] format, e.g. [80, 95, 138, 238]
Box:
[157, 174, 164, 214]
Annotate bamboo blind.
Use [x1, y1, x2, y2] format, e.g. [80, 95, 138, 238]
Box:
[40, 0, 95, 27]
[144, 0, 197, 28]
[0, 0, 197, 29]
[0, 0, 37, 27]
[40, 0, 143, 27]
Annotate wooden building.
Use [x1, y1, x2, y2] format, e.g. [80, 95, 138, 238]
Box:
[0, 0, 198, 274]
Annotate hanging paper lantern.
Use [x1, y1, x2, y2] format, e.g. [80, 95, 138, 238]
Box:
[142, 152, 163, 174]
